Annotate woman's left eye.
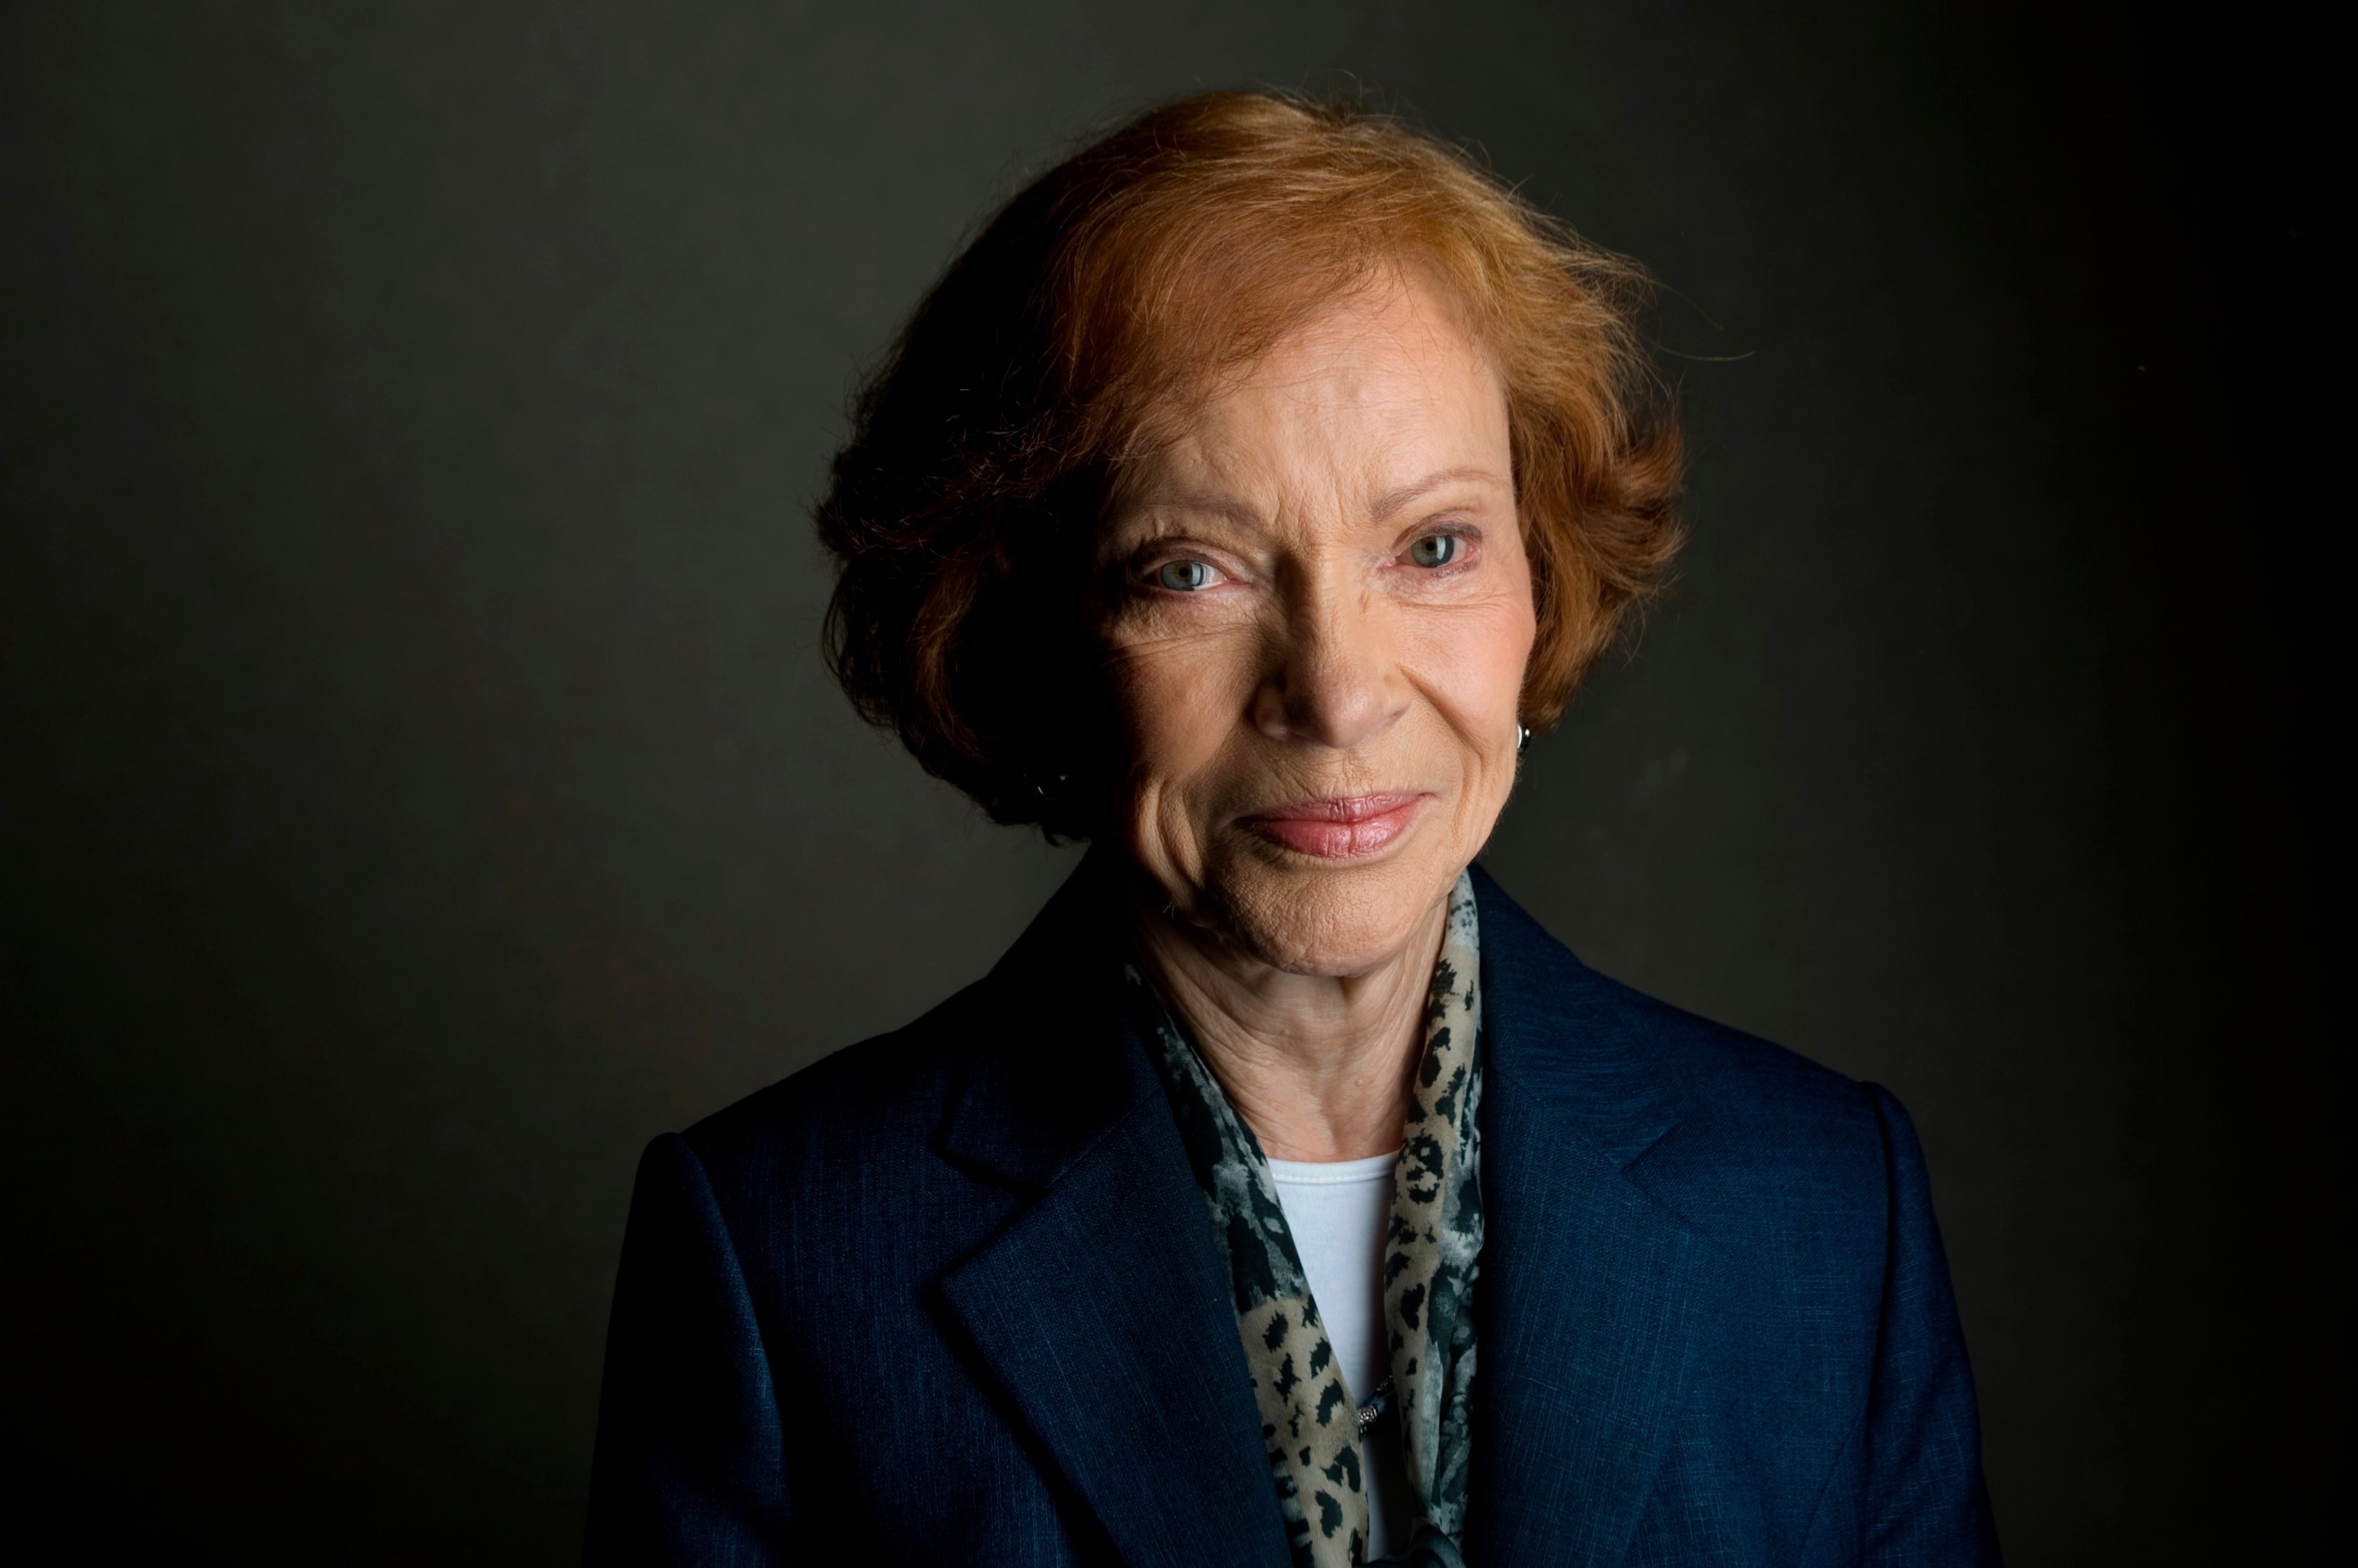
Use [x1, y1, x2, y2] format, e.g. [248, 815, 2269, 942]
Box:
[1408, 534, 1462, 569]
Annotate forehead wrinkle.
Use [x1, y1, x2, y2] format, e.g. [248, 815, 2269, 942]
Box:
[1119, 282, 1508, 544]
[1119, 445, 1275, 536]
[1233, 340, 1504, 508]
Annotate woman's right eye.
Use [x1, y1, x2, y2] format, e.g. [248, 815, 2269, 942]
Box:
[1154, 560, 1217, 592]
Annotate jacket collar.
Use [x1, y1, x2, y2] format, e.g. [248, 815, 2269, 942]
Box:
[934, 851, 1293, 1568]
[933, 855, 1720, 1568]
[933, 851, 1152, 1193]
[1465, 863, 1724, 1566]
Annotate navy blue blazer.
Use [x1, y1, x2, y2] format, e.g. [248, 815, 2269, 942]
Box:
[586, 862, 1997, 1565]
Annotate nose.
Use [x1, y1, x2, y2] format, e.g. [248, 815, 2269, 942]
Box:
[1250, 569, 1404, 750]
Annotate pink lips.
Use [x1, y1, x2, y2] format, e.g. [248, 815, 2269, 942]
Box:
[1237, 794, 1430, 859]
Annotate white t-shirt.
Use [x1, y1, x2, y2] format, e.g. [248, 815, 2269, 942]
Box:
[1268, 1152, 1410, 1557]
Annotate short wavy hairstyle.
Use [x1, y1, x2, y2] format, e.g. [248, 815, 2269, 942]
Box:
[817, 91, 1683, 838]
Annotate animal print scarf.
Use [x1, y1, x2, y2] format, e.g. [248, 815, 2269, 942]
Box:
[1127, 873, 1484, 1568]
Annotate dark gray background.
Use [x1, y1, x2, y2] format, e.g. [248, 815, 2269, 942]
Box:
[1, 2, 2320, 1562]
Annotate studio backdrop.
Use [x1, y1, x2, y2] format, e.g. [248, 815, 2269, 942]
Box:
[0, 2, 2318, 1562]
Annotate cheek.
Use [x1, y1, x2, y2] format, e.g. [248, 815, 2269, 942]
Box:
[1488, 546, 1541, 712]
[1425, 589, 1538, 736]
[1507, 606, 1541, 709]
[1104, 629, 1250, 800]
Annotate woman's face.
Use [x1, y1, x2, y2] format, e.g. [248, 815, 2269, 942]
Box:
[1098, 276, 1535, 975]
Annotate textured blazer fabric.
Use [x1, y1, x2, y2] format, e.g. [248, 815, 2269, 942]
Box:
[585, 860, 2000, 1565]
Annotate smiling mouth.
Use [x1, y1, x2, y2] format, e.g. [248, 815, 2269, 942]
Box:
[1236, 793, 1432, 860]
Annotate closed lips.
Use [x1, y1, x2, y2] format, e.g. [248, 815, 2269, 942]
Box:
[1237, 794, 1430, 858]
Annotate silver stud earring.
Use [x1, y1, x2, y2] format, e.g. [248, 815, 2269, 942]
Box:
[1517, 725, 1531, 754]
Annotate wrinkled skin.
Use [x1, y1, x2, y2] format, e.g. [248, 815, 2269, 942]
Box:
[1099, 275, 1535, 1159]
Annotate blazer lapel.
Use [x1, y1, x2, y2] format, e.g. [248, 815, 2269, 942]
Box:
[933, 858, 1291, 1568]
[1465, 867, 1727, 1566]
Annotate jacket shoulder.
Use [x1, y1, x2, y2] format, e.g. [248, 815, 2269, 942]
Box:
[1589, 969, 1887, 1199]
[1593, 965, 1871, 1140]
[673, 973, 995, 1206]
[1472, 864, 1891, 1231]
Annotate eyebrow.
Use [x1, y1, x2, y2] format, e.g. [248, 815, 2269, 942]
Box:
[1121, 491, 1263, 530]
[1126, 466, 1508, 533]
[1367, 466, 1509, 522]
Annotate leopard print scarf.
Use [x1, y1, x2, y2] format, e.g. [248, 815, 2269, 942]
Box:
[1128, 873, 1484, 1568]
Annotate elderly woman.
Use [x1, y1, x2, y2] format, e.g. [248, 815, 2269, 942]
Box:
[586, 93, 1996, 1566]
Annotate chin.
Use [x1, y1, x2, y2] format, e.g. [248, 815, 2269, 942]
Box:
[1207, 844, 1456, 977]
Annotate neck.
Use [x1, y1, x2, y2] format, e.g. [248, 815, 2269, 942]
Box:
[1127, 882, 1449, 1161]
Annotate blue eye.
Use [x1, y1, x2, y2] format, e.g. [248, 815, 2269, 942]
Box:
[1409, 534, 1461, 568]
[1156, 560, 1214, 591]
